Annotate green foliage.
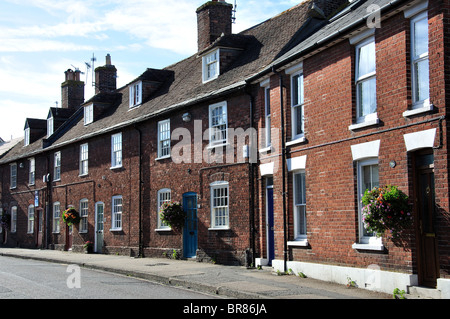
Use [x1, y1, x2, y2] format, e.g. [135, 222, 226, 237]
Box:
[393, 288, 406, 299]
[62, 208, 81, 226]
[362, 185, 412, 239]
[159, 201, 186, 230]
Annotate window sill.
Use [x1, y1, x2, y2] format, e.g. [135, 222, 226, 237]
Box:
[208, 227, 230, 231]
[155, 155, 171, 161]
[348, 118, 379, 131]
[155, 228, 172, 232]
[128, 104, 142, 110]
[287, 239, 308, 247]
[110, 228, 122, 232]
[207, 142, 229, 150]
[258, 146, 272, 154]
[352, 242, 384, 251]
[78, 173, 89, 177]
[403, 103, 433, 118]
[286, 136, 306, 147]
[110, 166, 122, 170]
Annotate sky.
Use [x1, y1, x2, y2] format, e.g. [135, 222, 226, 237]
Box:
[0, 0, 301, 141]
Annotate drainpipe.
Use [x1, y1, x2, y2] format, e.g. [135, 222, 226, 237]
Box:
[134, 125, 144, 258]
[272, 66, 288, 273]
[244, 84, 256, 268]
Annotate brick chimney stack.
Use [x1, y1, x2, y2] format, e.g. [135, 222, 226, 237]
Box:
[95, 54, 117, 94]
[196, 0, 233, 52]
[61, 69, 85, 109]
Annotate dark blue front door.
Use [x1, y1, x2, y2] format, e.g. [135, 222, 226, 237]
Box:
[183, 192, 198, 258]
[267, 187, 275, 264]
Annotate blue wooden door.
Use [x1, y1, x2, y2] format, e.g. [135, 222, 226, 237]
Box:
[267, 187, 275, 264]
[183, 193, 198, 258]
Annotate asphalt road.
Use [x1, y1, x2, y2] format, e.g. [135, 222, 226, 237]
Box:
[0, 255, 218, 299]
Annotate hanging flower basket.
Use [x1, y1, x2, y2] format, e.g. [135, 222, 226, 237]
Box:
[159, 201, 186, 230]
[62, 208, 81, 226]
[362, 185, 413, 239]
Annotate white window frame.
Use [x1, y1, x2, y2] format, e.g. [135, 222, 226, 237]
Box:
[209, 101, 228, 147]
[202, 49, 219, 83]
[53, 202, 61, 233]
[54, 152, 61, 181]
[79, 143, 89, 176]
[157, 120, 171, 159]
[293, 171, 307, 241]
[79, 199, 89, 233]
[27, 204, 35, 234]
[354, 158, 383, 249]
[84, 103, 94, 125]
[411, 11, 430, 109]
[129, 81, 142, 108]
[355, 36, 377, 125]
[24, 127, 30, 146]
[29, 158, 35, 185]
[47, 116, 54, 137]
[210, 181, 229, 230]
[291, 71, 305, 141]
[157, 188, 171, 230]
[264, 86, 272, 147]
[111, 195, 123, 231]
[111, 133, 122, 169]
[10, 163, 17, 189]
[11, 206, 17, 233]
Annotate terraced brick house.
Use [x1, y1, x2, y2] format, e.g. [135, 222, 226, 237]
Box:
[1, 0, 450, 295]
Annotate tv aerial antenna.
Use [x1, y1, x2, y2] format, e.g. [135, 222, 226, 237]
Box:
[84, 53, 97, 88]
[232, 0, 237, 24]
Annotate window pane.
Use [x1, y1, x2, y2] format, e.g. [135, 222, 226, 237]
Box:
[358, 41, 376, 77]
[297, 205, 306, 235]
[212, 185, 229, 227]
[414, 17, 428, 57]
[294, 105, 303, 136]
[358, 77, 377, 117]
[292, 74, 304, 106]
[294, 173, 306, 205]
[414, 59, 430, 102]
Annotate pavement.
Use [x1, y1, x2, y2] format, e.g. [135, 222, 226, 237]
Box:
[0, 247, 392, 299]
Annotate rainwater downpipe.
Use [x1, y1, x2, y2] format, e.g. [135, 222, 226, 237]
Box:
[134, 125, 144, 258]
[272, 66, 288, 272]
[244, 84, 256, 268]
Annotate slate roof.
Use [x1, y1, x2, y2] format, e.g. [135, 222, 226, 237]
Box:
[253, 0, 410, 77]
[1, 0, 412, 164]
[1, 0, 318, 161]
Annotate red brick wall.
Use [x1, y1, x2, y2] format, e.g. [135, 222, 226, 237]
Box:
[259, 1, 450, 277]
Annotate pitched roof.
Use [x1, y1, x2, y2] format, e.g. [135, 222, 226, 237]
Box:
[39, 0, 320, 150]
[0, 0, 344, 162]
[253, 0, 409, 77]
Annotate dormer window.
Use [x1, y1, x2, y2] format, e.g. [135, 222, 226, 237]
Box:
[129, 81, 142, 108]
[47, 116, 54, 137]
[84, 103, 93, 125]
[24, 127, 30, 146]
[202, 49, 219, 83]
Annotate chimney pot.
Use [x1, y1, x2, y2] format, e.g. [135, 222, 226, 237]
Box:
[95, 54, 117, 94]
[61, 69, 85, 109]
[106, 54, 111, 66]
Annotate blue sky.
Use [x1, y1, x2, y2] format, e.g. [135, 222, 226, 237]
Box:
[0, 0, 300, 140]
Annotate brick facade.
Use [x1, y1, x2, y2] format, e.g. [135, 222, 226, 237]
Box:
[1, 0, 450, 294]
